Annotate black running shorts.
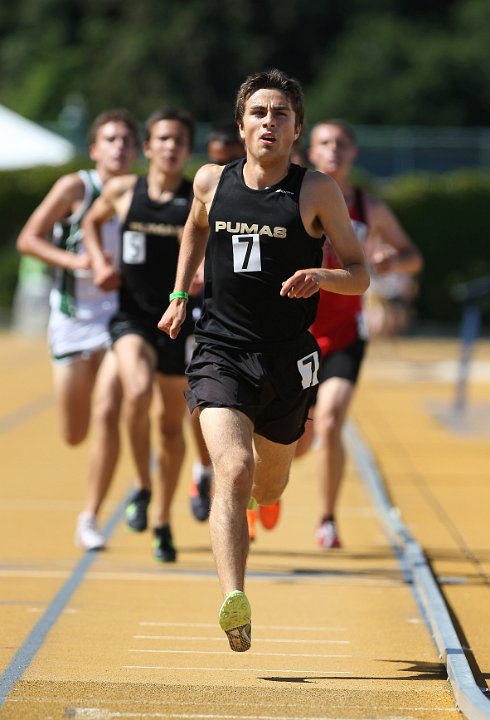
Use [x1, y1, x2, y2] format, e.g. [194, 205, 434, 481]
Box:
[109, 310, 196, 376]
[185, 332, 321, 445]
[318, 338, 366, 385]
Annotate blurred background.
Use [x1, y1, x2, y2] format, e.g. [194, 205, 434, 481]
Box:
[1, 0, 489, 333]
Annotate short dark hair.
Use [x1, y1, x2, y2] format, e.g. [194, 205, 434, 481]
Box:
[87, 108, 140, 148]
[313, 119, 357, 146]
[144, 107, 195, 149]
[207, 121, 241, 146]
[235, 68, 304, 129]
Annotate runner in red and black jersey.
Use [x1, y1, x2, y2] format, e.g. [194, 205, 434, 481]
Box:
[296, 119, 423, 549]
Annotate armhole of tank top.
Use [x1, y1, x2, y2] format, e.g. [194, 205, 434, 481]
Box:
[293, 163, 307, 190]
[207, 165, 230, 217]
[86, 169, 103, 196]
[136, 176, 149, 206]
[124, 175, 143, 221]
[178, 177, 191, 199]
[62, 170, 94, 225]
[297, 167, 322, 242]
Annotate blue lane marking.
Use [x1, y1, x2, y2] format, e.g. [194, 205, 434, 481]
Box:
[0, 394, 53, 434]
[0, 491, 130, 707]
[346, 419, 490, 720]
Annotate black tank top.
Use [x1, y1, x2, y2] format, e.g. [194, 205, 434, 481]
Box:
[196, 160, 323, 350]
[120, 176, 192, 322]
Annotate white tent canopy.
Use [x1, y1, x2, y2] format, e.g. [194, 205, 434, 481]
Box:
[0, 104, 75, 170]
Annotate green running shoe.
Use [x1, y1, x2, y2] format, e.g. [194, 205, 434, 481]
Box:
[125, 488, 151, 532]
[219, 590, 252, 652]
[153, 525, 177, 562]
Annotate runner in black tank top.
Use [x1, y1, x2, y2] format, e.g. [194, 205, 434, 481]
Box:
[197, 159, 322, 350]
[158, 70, 370, 653]
[108, 175, 197, 374]
[83, 109, 200, 566]
[118, 176, 192, 323]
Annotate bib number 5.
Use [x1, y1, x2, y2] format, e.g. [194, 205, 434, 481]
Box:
[123, 231, 146, 264]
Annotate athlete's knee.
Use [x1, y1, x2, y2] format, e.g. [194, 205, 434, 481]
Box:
[62, 424, 88, 446]
[214, 454, 254, 506]
[317, 407, 344, 445]
[159, 424, 186, 456]
[253, 484, 283, 506]
[253, 463, 288, 504]
[92, 394, 121, 428]
[124, 381, 153, 413]
[257, 492, 281, 506]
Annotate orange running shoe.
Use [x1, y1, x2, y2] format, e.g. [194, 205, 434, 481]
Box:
[259, 500, 281, 530]
[246, 508, 257, 541]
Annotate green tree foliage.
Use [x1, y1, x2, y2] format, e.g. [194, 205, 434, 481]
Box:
[1, 0, 488, 125]
[305, 0, 490, 125]
[1, 0, 489, 325]
[383, 170, 490, 323]
[1, 0, 331, 121]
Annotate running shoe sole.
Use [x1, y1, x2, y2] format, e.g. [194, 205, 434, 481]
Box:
[219, 590, 252, 652]
[76, 537, 106, 551]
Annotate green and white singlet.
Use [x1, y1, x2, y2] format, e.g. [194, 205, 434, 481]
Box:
[48, 170, 120, 360]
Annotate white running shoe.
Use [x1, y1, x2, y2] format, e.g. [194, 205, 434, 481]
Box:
[75, 512, 106, 551]
[316, 519, 341, 549]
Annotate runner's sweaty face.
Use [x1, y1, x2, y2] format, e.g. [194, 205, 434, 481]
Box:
[144, 119, 191, 176]
[308, 124, 358, 179]
[89, 121, 138, 180]
[239, 89, 300, 161]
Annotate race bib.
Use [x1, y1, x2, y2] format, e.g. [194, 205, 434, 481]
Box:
[297, 351, 320, 389]
[232, 234, 261, 272]
[123, 231, 146, 264]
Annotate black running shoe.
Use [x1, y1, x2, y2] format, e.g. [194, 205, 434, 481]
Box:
[189, 464, 212, 522]
[125, 488, 151, 532]
[153, 525, 177, 562]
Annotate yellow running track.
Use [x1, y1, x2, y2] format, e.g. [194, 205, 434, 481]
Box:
[1, 332, 489, 720]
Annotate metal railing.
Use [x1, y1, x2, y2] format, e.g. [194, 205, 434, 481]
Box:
[451, 275, 490, 416]
[48, 121, 490, 178]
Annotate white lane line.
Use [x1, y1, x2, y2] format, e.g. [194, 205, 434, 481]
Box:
[64, 711, 376, 719]
[122, 665, 352, 675]
[133, 635, 350, 644]
[139, 621, 347, 632]
[128, 649, 351, 658]
[0, 570, 71, 580]
[66, 712, 456, 720]
[66, 710, 458, 719]
[0, 569, 399, 585]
